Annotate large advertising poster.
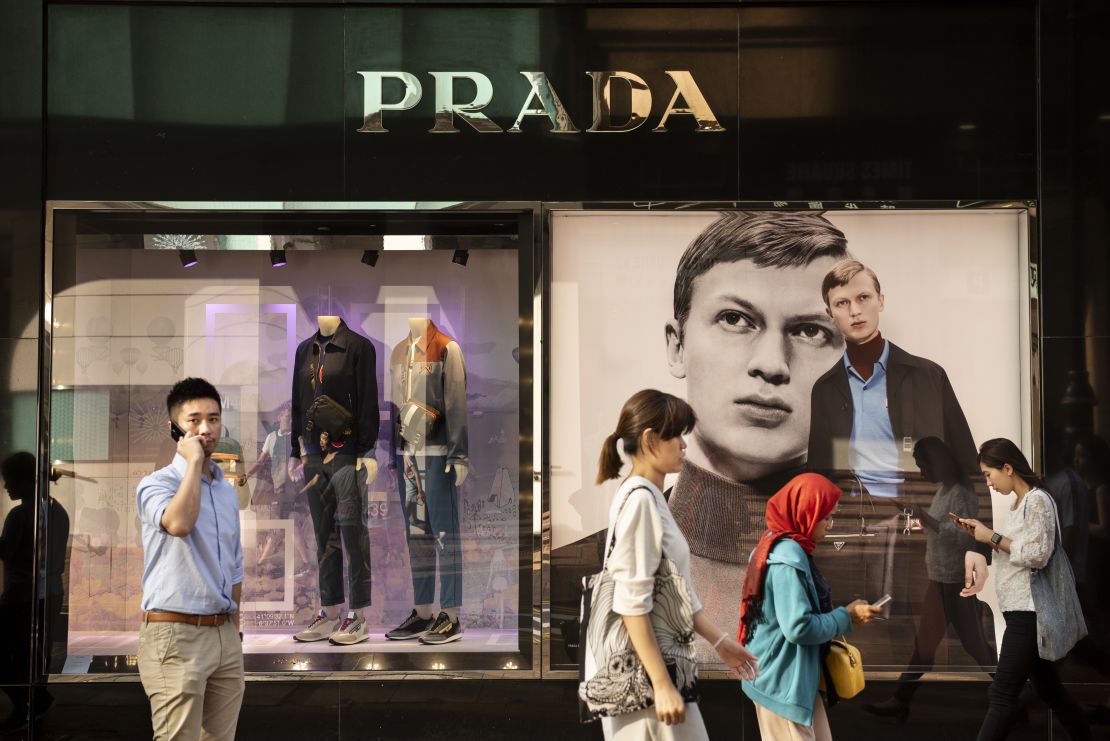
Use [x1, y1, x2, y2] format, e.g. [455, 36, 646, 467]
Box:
[549, 209, 1031, 672]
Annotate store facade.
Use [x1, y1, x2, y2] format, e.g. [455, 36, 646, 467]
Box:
[2, 1, 1108, 738]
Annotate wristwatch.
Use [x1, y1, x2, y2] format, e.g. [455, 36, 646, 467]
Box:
[990, 531, 1003, 548]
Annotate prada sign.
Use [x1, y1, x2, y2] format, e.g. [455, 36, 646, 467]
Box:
[356, 70, 724, 134]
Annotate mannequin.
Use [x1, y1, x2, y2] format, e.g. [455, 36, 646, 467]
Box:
[289, 314, 380, 646]
[406, 318, 467, 485]
[385, 317, 469, 645]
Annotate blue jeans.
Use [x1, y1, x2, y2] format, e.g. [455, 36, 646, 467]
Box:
[975, 611, 1090, 740]
[396, 455, 461, 610]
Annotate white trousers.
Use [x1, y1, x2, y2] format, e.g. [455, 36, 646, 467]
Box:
[754, 696, 832, 741]
[602, 702, 709, 741]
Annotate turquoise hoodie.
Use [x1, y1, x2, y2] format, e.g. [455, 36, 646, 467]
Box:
[740, 539, 853, 726]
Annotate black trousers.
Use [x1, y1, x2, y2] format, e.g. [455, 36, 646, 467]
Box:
[0, 595, 61, 715]
[975, 611, 1090, 741]
[895, 579, 996, 701]
[303, 453, 372, 610]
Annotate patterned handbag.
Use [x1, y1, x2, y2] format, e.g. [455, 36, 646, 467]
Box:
[577, 487, 698, 723]
[1027, 491, 1088, 661]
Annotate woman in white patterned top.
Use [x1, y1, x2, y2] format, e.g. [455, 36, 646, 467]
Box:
[956, 438, 1090, 741]
[589, 389, 759, 741]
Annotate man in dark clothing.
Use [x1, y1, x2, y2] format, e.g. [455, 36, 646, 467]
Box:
[809, 261, 988, 607]
[808, 260, 979, 486]
[0, 452, 70, 733]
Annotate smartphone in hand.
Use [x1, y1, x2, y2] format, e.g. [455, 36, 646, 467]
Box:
[871, 593, 892, 620]
[947, 512, 964, 525]
[170, 420, 186, 442]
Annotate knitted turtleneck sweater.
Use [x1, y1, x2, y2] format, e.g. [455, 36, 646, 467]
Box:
[667, 459, 801, 663]
[669, 458, 801, 564]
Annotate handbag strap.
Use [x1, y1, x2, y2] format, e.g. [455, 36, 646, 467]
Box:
[405, 340, 416, 401]
[309, 340, 320, 395]
[602, 485, 654, 570]
[1023, 488, 1064, 561]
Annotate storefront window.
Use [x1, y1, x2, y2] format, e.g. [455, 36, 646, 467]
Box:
[547, 207, 1033, 677]
[46, 206, 532, 674]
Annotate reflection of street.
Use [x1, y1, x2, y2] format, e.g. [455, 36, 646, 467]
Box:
[822, 478, 997, 672]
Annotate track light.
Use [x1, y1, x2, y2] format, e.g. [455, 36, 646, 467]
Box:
[452, 249, 469, 267]
[179, 249, 198, 268]
[361, 249, 380, 267]
[269, 249, 287, 267]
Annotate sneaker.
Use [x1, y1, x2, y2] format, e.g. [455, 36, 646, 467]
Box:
[386, 609, 436, 641]
[419, 611, 463, 645]
[293, 610, 342, 642]
[329, 614, 370, 646]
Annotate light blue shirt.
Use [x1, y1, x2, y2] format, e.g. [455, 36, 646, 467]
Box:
[136, 454, 243, 614]
[845, 341, 902, 499]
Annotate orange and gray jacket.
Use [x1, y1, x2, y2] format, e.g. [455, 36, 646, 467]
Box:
[389, 320, 468, 466]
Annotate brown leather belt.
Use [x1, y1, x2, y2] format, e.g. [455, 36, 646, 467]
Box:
[142, 611, 231, 627]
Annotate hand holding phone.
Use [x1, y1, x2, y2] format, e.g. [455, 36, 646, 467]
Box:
[947, 512, 964, 525]
[870, 593, 892, 621]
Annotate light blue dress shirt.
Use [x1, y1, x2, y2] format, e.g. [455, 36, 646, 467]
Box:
[136, 454, 244, 614]
[845, 341, 903, 499]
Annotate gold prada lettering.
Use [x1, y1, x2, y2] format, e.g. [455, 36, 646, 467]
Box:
[355, 69, 723, 134]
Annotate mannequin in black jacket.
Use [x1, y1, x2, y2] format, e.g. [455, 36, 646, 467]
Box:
[290, 316, 380, 646]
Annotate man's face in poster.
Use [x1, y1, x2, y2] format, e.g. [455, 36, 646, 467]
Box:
[666, 256, 845, 480]
[825, 269, 885, 346]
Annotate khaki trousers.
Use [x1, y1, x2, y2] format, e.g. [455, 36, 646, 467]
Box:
[138, 619, 244, 741]
[754, 696, 832, 741]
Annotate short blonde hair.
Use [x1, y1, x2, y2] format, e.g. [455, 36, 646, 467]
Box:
[822, 260, 881, 306]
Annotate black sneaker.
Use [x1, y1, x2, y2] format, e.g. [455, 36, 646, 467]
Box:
[419, 611, 463, 645]
[385, 609, 435, 641]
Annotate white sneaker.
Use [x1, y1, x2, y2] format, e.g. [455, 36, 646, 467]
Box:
[293, 611, 342, 642]
[329, 614, 370, 645]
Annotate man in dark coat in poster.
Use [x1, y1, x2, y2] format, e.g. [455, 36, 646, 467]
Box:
[808, 259, 979, 490]
[807, 260, 990, 676]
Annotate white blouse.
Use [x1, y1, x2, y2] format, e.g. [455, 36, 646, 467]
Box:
[605, 476, 703, 616]
[994, 488, 1056, 613]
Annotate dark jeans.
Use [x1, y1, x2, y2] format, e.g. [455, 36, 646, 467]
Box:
[303, 453, 372, 609]
[895, 579, 996, 701]
[976, 611, 1091, 741]
[396, 455, 461, 609]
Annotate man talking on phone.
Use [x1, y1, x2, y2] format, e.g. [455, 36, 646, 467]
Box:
[135, 378, 245, 741]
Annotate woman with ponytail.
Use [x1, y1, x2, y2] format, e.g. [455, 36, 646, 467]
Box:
[591, 389, 758, 740]
[956, 438, 1091, 740]
[738, 473, 880, 740]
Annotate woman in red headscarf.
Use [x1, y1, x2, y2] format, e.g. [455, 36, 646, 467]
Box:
[738, 473, 880, 740]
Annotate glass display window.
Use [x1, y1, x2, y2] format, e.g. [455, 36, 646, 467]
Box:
[544, 206, 1035, 679]
[44, 204, 534, 675]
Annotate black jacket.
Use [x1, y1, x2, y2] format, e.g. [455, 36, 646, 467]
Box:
[291, 320, 380, 459]
[807, 341, 979, 478]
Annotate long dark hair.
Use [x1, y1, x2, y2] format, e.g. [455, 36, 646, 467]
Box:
[596, 389, 696, 483]
[977, 437, 1048, 491]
